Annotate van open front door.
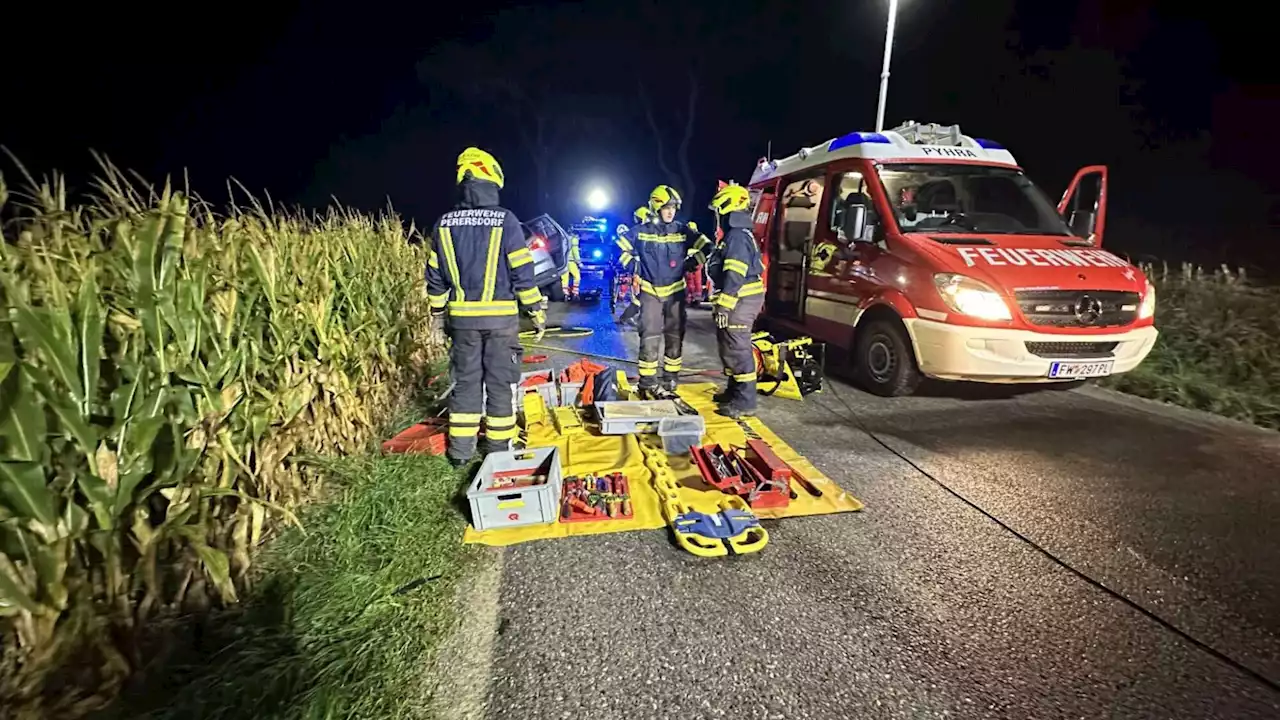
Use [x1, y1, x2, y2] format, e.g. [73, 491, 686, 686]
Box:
[1058, 165, 1108, 246]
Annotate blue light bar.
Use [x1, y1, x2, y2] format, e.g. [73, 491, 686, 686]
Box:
[827, 131, 892, 152]
[974, 138, 1005, 150]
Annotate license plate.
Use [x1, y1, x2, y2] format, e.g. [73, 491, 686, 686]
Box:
[1048, 360, 1114, 379]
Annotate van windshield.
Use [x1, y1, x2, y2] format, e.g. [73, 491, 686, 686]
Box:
[876, 164, 1072, 236]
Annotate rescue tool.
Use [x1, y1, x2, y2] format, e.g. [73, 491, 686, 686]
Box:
[751, 333, 824, 400]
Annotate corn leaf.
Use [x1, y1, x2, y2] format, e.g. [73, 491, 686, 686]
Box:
[176, 526, 237, 604]
[0, 461, 56, 527]
[0, 367, 46, 463]
[9, 304, 82, 407]
[75, 269, 104, 415]
[26, 365, 98, 474]
[0, 551, 43, 615]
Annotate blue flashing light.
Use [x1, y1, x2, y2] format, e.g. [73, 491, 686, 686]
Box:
[827, 131, 892, 152]
[592, 249, 603, 260]
[975, 138, 1005, 150]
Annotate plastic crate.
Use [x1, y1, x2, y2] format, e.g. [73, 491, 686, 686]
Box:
[594, 400, 681, 435]
[658, 415, 706, 454]
[558, 380, 584, 407]
[514, 369, 558, 411]
[467, 447, 563, 531]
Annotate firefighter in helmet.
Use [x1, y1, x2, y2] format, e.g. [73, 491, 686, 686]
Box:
[613, 205, 651, 327]
[561, 232, 582, 300]
[425, 147, 546, 466]
[630, 185, 711, 397]
[707, 182, 764, 417]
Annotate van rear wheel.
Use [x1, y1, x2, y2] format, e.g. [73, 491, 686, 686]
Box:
[853, 319, 922, 397]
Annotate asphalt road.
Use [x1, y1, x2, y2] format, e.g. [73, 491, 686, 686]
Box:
[478, 295, 1280, 720]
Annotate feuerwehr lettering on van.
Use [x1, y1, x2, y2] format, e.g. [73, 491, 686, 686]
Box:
[955, 246, 1130, 269]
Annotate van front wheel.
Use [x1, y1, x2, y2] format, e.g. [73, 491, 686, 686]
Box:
[853, 319, 922, 397]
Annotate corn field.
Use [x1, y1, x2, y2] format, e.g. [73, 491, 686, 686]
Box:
[0, 159, 440, 716]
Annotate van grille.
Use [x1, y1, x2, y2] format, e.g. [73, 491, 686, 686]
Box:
[1025, 341, 1118, 359]
[1014, 289, 1140, 328]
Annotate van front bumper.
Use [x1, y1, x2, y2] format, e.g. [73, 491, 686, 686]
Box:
[902, 318, 1158, 383]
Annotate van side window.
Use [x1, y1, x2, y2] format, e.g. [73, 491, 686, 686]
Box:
[827, 171, 876, 242]
[778, 177, 825, 263]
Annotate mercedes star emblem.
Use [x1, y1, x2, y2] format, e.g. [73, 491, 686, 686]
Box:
[1073, 294, 1103, 324]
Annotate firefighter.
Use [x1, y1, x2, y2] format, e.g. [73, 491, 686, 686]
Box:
[426, 147, 546, 466]
[707, 182, 764, 418]
[632, 185, 712, 397]
[684, 220, 709, 306]
[613, 206, 650, 327]
[561, 232, 582, 300]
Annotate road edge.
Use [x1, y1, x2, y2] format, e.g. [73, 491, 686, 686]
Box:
[1083, 384, 1280, 442]
[422, 546, 504, 720]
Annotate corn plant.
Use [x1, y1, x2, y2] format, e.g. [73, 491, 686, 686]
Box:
[0, 158, 440, 716]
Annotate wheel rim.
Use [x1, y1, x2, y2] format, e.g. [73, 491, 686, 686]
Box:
[866, 335, 896, 383]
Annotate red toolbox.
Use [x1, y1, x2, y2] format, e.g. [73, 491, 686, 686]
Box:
[381, 418, 447, 455]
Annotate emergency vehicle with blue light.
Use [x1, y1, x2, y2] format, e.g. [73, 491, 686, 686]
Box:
[747, 121, 1158, 396]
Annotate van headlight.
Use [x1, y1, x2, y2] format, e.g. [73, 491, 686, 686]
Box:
[1139, 282, 1156, 320]
[933, 273, 1012, 321]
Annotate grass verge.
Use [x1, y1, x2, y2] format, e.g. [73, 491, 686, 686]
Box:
[1102, 264, 1280, 430]
[102, 451, 481, 720]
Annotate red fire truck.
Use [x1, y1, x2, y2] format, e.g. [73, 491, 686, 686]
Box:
[747, 121, 1158, 397]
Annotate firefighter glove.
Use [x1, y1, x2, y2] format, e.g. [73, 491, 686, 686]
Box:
[530, 309, 547, 340]
[713, 305, 730, 329]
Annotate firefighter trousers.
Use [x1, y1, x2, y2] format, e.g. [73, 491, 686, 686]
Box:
[637, 290, 687, 388]
[447, 325, 522, 461]
[561, 262, 581, 297]
[716, 293, 764, 409]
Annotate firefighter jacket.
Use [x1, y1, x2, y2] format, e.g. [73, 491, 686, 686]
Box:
[623, 219, 711, 298]
[615, 226, 638, 272]
[567, 236, 581, 265]
[425, 179, 544, 330]
[710, 211, 764, 310]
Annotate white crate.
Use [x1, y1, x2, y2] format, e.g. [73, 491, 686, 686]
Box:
[467, 447, 563, 531]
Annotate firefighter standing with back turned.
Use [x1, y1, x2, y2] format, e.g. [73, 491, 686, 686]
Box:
[631, 185, 711, 397]
[613, 205, 651, 327]
[426, 148, 546, 467]
[708, 182, 765, 418]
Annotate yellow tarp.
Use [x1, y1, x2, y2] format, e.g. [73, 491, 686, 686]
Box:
[462, 382, 863, 547]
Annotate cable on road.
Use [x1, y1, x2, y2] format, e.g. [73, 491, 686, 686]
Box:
[519, 326, 595, 340]
[520, 336, 721, 380]
[818, 381, 1280, 696]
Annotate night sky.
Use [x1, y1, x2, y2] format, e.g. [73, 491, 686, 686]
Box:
[3, 0, 1276, 269]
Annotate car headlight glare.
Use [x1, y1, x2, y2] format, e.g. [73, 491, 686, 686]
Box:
[933, 273, 1012, 321]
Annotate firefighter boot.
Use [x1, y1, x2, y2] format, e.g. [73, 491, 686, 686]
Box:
[716, 380, 757, 419]
[713, 380, 738, 405]
[660, 373, 679, 397]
